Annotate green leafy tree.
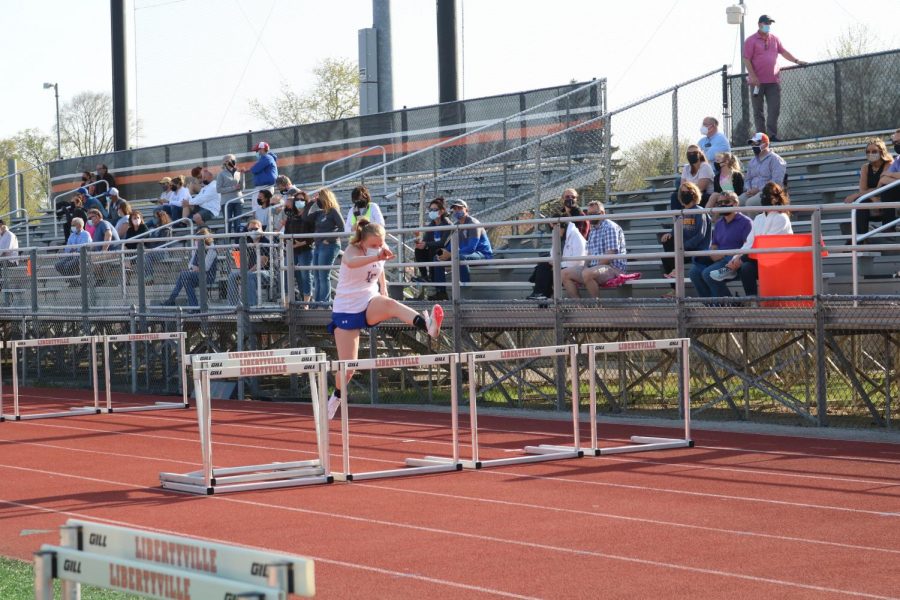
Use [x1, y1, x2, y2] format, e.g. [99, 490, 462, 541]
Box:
[614, 135, 692, 193]
[0, 130, 55, 214]
[248, 57, 360, 128]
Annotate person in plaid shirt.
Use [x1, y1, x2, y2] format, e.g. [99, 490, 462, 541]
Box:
[561, 201, 627, 298]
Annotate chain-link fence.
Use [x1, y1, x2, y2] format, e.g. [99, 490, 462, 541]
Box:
[728, 48, 900, 144]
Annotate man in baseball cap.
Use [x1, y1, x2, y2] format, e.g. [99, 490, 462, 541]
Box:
[243, 141, 278, 188]
[740, 132, 786, 206]
[438, 199, 493, 290]
[252, 141, 270, 152]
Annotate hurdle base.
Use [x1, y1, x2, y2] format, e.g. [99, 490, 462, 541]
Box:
[465, 448, 581, 469]
[595, 436, 693, 456]
[160, 460, 331, 495]
[107, 402, 190, 414]
[9, 407, 101, 421]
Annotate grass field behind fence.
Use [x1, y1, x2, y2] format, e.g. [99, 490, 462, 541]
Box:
[0, 556, 139, 600]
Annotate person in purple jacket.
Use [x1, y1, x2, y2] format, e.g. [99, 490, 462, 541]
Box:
[689, 192, 753, 298]
[243, 141, 278, 189]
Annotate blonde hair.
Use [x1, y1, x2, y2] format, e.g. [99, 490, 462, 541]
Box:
[350, 218, 385, 246]
[716, 152, 742, 173]
[317, 188, 339, 212]
[864, 138, 893, 164]
[678, 181, 702, 205]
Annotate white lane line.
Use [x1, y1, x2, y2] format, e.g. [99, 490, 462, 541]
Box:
[0, 497, 540, 600]
[0, 465, 894, 600]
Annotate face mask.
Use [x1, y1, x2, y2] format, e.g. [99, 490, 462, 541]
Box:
[366, 247, 381, 257]
[700, 126, 709, 136]
[761, 24, 770, 34]
[678, 192, 694, 205]
[760, 194, 773, 207]
[355, 200, 368, 210]
[249, 229, 261, 238]
[452, 210, 465, 222]
[686, 153, 700, 165]
[752, 146, 762, 156]
[866, 153, 880, 163]
[202, 179, 211, 186]
[295, 200, 305, 210]
[316, 199, 323, 208]
[427, 210, 440, 221]
[564, 198, 575, 208]
[256, 152, 262, 159]
[894, 143, 900, 155]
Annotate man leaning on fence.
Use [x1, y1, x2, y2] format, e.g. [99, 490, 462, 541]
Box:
[561, 201, 627, 298]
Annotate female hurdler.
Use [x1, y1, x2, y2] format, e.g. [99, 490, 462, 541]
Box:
[327, 219, 444, 418]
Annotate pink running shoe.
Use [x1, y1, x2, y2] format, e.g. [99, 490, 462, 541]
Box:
[426, 304, 444, 339]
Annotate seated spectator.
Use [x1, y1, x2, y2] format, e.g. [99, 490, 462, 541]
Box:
[242, 141, 278, 189]
[689, 193, 753, 298]
[114, 200, 132, 239]
[87, 209, 120, 252]
[160, 176, 190, 221]
[877, 129, 900, 223]
[124, 210, 148, 249]
[437, 199, 494, 289]
[344, 185, 385, 232]
[841, 137, 897, 242]
[0, 220, 18, 291]
[107, 188, 125, 219]
[57, 193, 88, 242]
[158, 177, 173, 203]
[698, 117, 731, 162]
[710, 182, 793, 295]
[560, 188, 590, 239]
[95, 163, 116, 192]
[54, 217, 91, 278]
[143, 209, 175, 282]
[414, 197, 452, 301]
[183, 168, 221, 226]
[528, 209, 587, 300]
[670, 145, 715, 210]
[660, 182, 712, 278]
[227, 220, 270, 307]
[79, 187, 108, 220]
[740, 133, 786, 206]
[162, 227, 218, 307]
[707, 152, 745, 209]
[561, 202, 627, 298]
[217, 154, 243, 233]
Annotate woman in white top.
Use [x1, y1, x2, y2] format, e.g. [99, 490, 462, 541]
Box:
[710, 182, 793, 296]
[670, 144, 715, 209]
[526, 210, 587, 300]
[326, 219, 444, 419]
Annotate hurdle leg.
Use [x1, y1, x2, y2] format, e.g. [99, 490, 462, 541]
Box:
[466, 353, 480, 469]
[91, 338, 100, 414]
[179, 334, 189, 408]
[589, 351, 598, 454]
[104, 337, 113, 413]
[12, 344, 19, 419]
[338, 365, 352, 481]
[570, 347, 581, 454]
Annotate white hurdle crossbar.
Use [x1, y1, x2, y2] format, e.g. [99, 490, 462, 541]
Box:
[103, 332, 189, 413]
[333, 353, 461, 481]
[159, 347, 331, 494]
[581, 338, 693, 455]
[5, 336, 101, 421]
[457, 344, 583, 469]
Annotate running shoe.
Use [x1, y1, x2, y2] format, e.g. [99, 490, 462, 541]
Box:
[327, 392, 341, 420]
[709, 267, 738, 282]
[425, 304, 444, 339]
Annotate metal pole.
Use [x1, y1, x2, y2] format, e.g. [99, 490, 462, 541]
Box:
[534, 140, 543, 216]
[603, 115, 612, 201]
[373, 0, 394, 112]
[54, 84, 62, 159]
[59, 524, 81, 600]
[6, 159, 17, 213]
[673, 215, 686, 299]
[33, 551, 55, 600]
[671, 87, 680, 176]
[111, 0, 130, 150]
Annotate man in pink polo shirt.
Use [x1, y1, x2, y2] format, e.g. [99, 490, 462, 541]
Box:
[743, 14, 807, 142]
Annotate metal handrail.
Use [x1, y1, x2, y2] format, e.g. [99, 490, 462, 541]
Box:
[124, 217, 194, 242]
[321, 145, 388, 196]
[849, 177, 900, 295]
[0, 162, 48, 183]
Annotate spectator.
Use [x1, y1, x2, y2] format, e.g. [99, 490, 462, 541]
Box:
[312, 189, 345, 303]
[414, 197, 452, 301]
[561, 202, 627, 298]
[243, 141, 278, 189]
[57, 193, 88, 242]
[217, 154, 243, 233]
[670, 145, 715, 210]
[560, 188, 590, 239]
[527, 209, 587, 300]
[743, 15, 807, 142]
[741, 133, 786, 206]
[162, 227, 219, 307]
[95, 163, 116, 191]
[710, 182, 793, 296]
[183, 168, 221, 226]
[158, 177, 174, 203]
[114, 200, 132, 238]
[107, 188, 125, 219]
[344, 186, 385, 232]
[437, 199, 494, 288]
[841, 138, 897, 242]
[124, 210, 148, 249]
[162, 176, 190, 221]
[689, 193, 752, 298]
[227, 219, 270, 307]
[54, 217, 91, 279]
[0, 219, 19, 264]
[698, 117, 731, 162]
[252, 189, 278, 229]
[190, 166, 203, 180]
[660, 182, 711, 281]
[876, 129, 900, 230]
[143, 209, 174, 283]
[707, 152, 745, 210]
[87, 209, 120, 252]
[274, 175, 300, 201]
[282, 191, 317, 303]
[79, 186, 108, 220]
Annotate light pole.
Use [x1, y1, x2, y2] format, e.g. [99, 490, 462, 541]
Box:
[43, 82, 61, 159]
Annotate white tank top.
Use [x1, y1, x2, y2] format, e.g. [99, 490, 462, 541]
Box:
[332, 250, 384, 313]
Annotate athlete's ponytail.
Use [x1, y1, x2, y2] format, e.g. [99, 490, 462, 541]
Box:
[350, 218, 385, 245]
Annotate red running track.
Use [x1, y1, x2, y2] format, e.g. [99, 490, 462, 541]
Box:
[1, 387, 900, 599]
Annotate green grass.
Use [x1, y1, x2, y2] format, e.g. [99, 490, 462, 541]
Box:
[0, 556, 139, 600]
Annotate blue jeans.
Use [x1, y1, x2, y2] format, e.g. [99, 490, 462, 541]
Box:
[313, 241, 340, 303]
[225, 200, 244, 233]
[168, 268, 216, 306]
[295, 249, 314, 298]
[227, 270, 267, 306]
[458, 251, 486, 283]
[689, 257, 731, 298]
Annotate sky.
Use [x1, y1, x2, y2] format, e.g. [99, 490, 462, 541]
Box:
[1, 0, 897, 150]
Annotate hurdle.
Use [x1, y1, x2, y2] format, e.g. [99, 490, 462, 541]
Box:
[3, 336, 101, 421]
[581, 338, 693, 455]
[159, 347, 332, 494]
[333, 352, 461, 481]
[453, 344, 583, 469]
[103, 332, 189, 413]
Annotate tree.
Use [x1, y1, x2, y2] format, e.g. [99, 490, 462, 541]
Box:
[58, 91, 141, 158]
[826, 24, 889, 59]
[248, 57, 360, 129]
[614, 135, 692, 193]
[0, 130, 55, 214]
